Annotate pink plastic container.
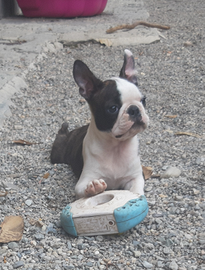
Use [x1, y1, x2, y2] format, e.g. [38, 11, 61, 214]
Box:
[16, 0, 108, 18]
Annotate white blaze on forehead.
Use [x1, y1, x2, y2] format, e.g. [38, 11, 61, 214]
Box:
[111, 77, 145, 138]
[113, 77, 142, 103]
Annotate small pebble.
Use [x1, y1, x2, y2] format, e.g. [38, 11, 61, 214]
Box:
[86, 261, 93, 267]
[148, 201, 156, 206]
[133, 240, 140, 247]
[96, 236, 104, 241]
[25, 199, 33, 206]
[67, 264, 75, 269]
[163, 247, 172, 255]
[13, 261, 24, 269]
[184, 41, 193, 47]
[169, 260, 178, 270]
[67, 241, 72, 250]
[34, 233, 44, 240]
[8, 242, 19, 250]
[46, 223, 57, 234]
[134, 251, 141, 257]
[142, 261, 153, 269]
[193, 188, 200, 195]
[161, 167, 181, 178]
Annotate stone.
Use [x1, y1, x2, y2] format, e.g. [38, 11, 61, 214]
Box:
[77, 244, 83, 250]
[199, 233, 205, 244]
[169, 260, 178, 270]
[96, 236, 104, 241]
[175, 196, 183, 201]
[193, 188, 200, 195]
[34, 233, 44, 240]
[133, 240, 140, 247]
[67, 265, 75, 269]
[55, 220, 62, 228]
[86, 261, 93, 267]
[8, 242, 19, 250]
[163, 247, 172, 254]
[148, 201, 156, 206]
[145, 185, 152, 192]
[46, 43, 56, 53]
[161, 167, 181, 178]
[14, 125, 23, 130]
[134, 251, 141, 257]
[157, 261, 164, 268]
[54, 42, 64, 50]
[0, 248, 7, 255]
[25, 199, 33, 206]
[142, 261, 153, 269]
[13, 261, 25, 269]
[184, 41, 193, 47]
[46, 223, 57, 234]
[67, 241, 72, 250]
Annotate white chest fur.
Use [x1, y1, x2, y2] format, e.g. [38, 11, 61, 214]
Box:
[83, 123, 141, 189]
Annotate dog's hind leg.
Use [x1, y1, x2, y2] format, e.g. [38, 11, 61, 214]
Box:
[50, 122, 70, 164]
[50, 123, 89, 178]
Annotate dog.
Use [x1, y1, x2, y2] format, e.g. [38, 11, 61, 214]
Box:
[51, 49, 149, 199]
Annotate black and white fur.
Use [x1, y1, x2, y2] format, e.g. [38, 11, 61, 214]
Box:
[51, 49, 149, 198]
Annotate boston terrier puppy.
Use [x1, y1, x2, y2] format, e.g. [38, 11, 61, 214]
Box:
[51, 49, 149, 199]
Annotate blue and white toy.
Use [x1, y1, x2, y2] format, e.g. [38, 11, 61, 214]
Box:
[60, 190, 148, 236]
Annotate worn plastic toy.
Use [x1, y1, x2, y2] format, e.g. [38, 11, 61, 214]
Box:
[16, 0, 108, 18]
[60, 190, 149, 236]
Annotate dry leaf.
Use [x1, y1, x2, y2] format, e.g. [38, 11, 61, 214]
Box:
[29, 218, 44, 228]
[98, 39, 112, 47]
[0, 191, 8, 197]
[165, 115, 177, 118]
[43, 172, 50, 179]
[13, 139, 37, 146]
[35, 220, 44, 228]
[142, 166, 153, 180]
[159, 194, 168, 198]
[79, 98, 86, 104]
[175, 132, 201, 138]
[29, 218, 38, 226]
[0, 216, 24, 243]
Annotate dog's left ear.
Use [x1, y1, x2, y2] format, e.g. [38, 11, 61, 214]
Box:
[119, 49, 138, 86]
[73, 60, 103, 100]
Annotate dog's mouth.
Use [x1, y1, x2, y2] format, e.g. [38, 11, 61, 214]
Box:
[114, 121, 147, 139]
[115, 134, 123, 138]
[114, 123, 134, 139]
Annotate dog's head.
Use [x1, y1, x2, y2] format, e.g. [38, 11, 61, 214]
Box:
[73, 49, 149, 140]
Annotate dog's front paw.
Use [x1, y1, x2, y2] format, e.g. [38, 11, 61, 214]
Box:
[85, 179, 107, 197]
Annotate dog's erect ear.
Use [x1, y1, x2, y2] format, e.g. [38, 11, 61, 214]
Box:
[119, 49, 138, 86]
[73, 60, 103, 100]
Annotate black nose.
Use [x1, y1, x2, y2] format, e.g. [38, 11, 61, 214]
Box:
[127, 105, 141, 120]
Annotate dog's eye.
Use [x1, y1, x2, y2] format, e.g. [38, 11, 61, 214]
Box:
[107, 105, 119, 114]
[141, 96, 146, 107]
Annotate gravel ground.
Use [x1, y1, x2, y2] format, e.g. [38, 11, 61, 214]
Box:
[0, 0, 205, 269]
